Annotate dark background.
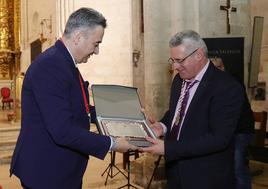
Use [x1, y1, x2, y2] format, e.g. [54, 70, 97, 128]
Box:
[204, 37, 244, 84]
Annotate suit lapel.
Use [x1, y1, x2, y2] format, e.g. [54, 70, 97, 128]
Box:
[172, 78, 183, 111]
[163, 75, 183, 134]
[169, 76, 183, 131]
[182, 62, 215, 127]
[56, 40, 88, 112]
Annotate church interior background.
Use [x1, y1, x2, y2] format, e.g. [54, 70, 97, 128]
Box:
[0, 0, 268, 188]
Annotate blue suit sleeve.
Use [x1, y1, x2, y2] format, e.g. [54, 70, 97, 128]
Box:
[29, 62, 110, 160]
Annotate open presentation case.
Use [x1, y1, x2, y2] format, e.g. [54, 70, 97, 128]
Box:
[91, 85, 156, 147]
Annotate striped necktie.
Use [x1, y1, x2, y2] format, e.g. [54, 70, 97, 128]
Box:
[170, 80, 198, 140]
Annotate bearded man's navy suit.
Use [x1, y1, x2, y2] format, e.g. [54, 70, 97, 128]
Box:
[10, 40, 111, 189]
[161, 62, 243, 189]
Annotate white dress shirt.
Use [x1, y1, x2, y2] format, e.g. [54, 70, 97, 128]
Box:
[161, 60, 210, 140]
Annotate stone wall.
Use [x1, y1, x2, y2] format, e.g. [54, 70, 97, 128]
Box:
[200, 0, 251, 83]
[20, 0, 56, 73]
[251, 0, 268, 115]
[76, 0, 134, 88]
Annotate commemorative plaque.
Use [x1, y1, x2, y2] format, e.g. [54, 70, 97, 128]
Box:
[91, 85, 156, 147]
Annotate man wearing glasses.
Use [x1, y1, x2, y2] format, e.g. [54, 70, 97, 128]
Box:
[141, 30, 243, 189]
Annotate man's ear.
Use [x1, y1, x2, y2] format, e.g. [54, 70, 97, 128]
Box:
[72, 30, 82, 45]
[195, 48, 204, 61]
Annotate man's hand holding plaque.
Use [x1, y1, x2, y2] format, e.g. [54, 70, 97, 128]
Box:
[140, 113, 165, 155]
[140, 137, 164, 155]
[148, 119, 164, 138]
[111, 137, 139, 153]
[141, 109, 164, 138]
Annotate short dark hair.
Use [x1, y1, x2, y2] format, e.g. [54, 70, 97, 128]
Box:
[63, 7, 107, 38]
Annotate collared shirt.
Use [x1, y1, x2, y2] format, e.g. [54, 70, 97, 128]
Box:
[161, 60, 210, 139]
[63, 42, 77, 67]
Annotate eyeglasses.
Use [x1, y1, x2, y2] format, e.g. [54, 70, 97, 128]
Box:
[168, 48, 199, 65]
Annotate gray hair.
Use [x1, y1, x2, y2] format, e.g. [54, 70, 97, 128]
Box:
[169, 30, 208, 57]
[63, 7, 107, 38]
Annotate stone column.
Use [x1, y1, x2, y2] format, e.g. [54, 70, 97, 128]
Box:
[131, 0, 175, 188]
[56, 0, 74, 38]
[143, 0, 173, 119]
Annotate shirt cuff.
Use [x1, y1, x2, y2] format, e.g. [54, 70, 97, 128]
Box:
[109, 136, 114, 150]
[160, 122, 167, 136]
